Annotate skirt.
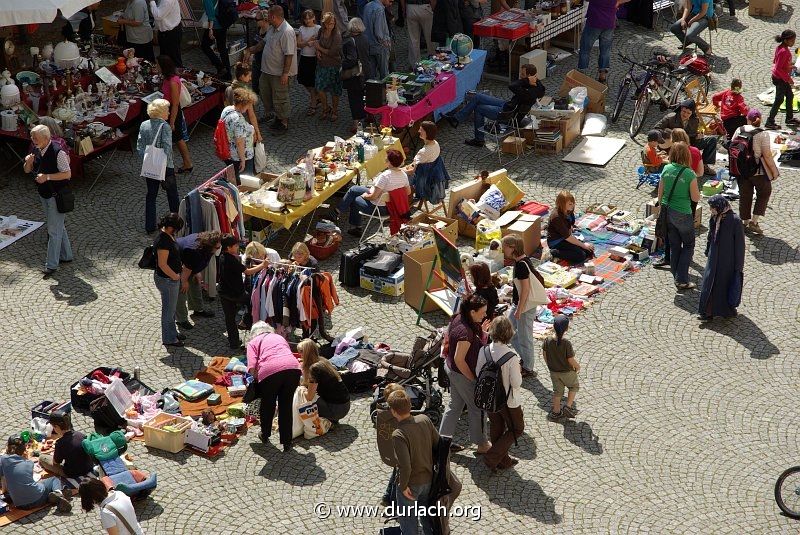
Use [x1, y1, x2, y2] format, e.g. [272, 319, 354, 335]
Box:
[315, 65, 343, 96]
[298, 54, 317, 89]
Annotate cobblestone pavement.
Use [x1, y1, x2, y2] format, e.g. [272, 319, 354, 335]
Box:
[1, 3, 799, 533]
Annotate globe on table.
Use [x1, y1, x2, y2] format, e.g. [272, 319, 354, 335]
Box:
[450, 33, 473, 64]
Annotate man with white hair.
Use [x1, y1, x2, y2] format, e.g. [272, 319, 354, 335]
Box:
[23, 124, 73, 276]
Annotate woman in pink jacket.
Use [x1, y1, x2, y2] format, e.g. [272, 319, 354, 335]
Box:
[247, 323, 302, 451]
[766, 29, 798, 130]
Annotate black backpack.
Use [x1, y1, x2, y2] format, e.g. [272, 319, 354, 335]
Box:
[216, 0, 238, 29]
[474, 346, 516, 413]
[728, 128, 762, 179]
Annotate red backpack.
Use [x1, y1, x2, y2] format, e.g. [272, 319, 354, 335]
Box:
[213, 115, 231, 161]
[679, 54, 711, 75]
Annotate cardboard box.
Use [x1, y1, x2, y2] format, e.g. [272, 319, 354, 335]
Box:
[534, 137, 563, 154]
[501, 136, 526, 155]
[403, 246, 444, 313]
[559, 69, 608, 114]
[447, 169, 525, 238]
[409, 213, 459, 245]
[501, 217, 542, 255]
[531, 108, 585, 147]
[749, 0, 779, 16]
[360, 266, 405, 296]
[519, 48, 547, 80]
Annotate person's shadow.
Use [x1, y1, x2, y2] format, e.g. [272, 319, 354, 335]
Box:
[450, 455, 562, 524]
[749, 235, 799, 266]
[560, 420, 603, 455]
[699, 313, 780, 360]
[250, 442, 327, 486]
[48, 270, 98, 306]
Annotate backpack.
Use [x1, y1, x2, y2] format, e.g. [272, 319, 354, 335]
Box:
[728, 128, 763, 179]
[216, 0, 238, 29]
[679, 53, 710, 75]
[474, 346, 516, 413]
[214, 113, 231, 161]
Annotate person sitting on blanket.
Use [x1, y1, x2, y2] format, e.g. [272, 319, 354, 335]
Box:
[332, 149, 411, 237]
[546, 190, 594, 265]
[38, 411, 95, 483]
[444, 63, 545, 148]
[0, 435, 72, 512]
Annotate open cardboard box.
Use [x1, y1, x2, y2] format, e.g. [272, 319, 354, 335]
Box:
[447, 169, 525, 238]
[749, 0, 780, 16]
[409, 213, 459, 245]
[403, 246, 445, 313]
[559, 70, 608, 114]
[529, 108, 585, 148]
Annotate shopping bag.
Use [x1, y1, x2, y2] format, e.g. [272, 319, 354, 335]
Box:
[475, 219, 501, 251]
[141, 123, 167, 181]
[253, 142, 267, 174]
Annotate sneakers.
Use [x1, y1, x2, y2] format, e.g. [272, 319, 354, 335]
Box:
[520, 368, 537, 378]
[698, 315, 712, 323]
[787, 118, 800, 126]
[464, 138, 485, 147]
[675, 282, 697, 290]
[562, 406, 579, 419]
[164, 340, 185, 348]
[191, 310, 215, 318]
[746, 221, 764, 235]
[176, 332, 187, 341]
[547, 410, 564, 421]
[48, 491, 72, 513]
[764, 121, 780, 130]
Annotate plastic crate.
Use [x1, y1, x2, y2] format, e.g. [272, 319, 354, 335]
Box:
[143, 413, 193, 453]
[31, 400, 72, 421]
[495, 21, 530, 40]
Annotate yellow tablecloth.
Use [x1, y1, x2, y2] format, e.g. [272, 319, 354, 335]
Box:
[241, 138, 403, 230]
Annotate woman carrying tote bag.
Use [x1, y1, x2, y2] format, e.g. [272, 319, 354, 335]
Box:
[137, 98, 179, 234]
[502, 234, 547, 378]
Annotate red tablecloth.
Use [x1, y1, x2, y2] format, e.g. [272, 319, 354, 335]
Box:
[184, 90, 224, 126]
[364, 73, 457, 128]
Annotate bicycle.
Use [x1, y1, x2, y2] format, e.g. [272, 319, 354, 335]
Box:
[613, 53, 692, 138]
[775, 466, 800, 519]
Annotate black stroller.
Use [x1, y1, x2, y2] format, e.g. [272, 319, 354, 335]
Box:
[370, 328, 446, 426]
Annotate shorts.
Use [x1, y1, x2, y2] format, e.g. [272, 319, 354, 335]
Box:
[550, 370, 579, 397]
[172, 108, 189, 143]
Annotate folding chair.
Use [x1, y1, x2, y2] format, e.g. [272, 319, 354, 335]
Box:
[359, 192, 390, 244]
[477, 105, 525, 165]
[653, 0, 677, 35]
[178, 0, 204, 45]
[416, 200, 448, 217]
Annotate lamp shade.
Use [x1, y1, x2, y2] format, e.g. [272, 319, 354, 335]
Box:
[54, 41, 81, 69]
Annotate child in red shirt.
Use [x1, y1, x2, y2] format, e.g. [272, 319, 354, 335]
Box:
[641, 130, 668, 173]
[712, 78, 749, 140]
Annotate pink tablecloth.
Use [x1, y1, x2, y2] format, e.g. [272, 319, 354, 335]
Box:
[364, 73, 457, 128]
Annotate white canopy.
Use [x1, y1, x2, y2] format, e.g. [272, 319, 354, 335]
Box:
[0, 0, 98, 27]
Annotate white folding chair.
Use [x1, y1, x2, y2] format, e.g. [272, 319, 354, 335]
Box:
[653, 0, 677, 35]
[178, 0, 204, 45]
[359, 192, 390, 244]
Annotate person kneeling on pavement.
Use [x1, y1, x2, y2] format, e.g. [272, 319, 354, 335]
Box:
[445, 63, 545, 148]
[298, 339, 352, 423]
[0, 435, 72, 512]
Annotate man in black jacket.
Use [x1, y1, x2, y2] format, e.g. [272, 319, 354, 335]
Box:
[654, 98, 719, 175]
[446, 64, 545, 147]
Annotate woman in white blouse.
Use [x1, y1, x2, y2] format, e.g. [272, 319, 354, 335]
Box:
[404, 121, 440, 176]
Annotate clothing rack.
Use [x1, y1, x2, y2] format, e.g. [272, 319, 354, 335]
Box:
[266, 261, 319, 272]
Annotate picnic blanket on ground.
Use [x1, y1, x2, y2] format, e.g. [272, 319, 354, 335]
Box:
[0, 504, 48, 527]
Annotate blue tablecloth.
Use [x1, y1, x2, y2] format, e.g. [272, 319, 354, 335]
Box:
[433, 48, 488, 121]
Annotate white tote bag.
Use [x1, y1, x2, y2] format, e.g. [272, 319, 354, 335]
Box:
[179, 81, 192, 108]
[253, 142, 267, 173]
[141, 122, 167, 181]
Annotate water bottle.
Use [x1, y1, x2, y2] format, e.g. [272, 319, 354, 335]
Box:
[134, 366, 140, 381]
[356, 121, 364, 138]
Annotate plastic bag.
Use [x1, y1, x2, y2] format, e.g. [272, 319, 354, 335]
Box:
[253, 142, 267, 174]
[568, 86, 588, 110]
[475, 219, 502, 251]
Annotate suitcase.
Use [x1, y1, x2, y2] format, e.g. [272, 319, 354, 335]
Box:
[339, 243, 382, 287]
[362, 250, 402, 277]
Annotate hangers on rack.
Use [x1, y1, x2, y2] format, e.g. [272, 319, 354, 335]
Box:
[267, 260, 319, 273]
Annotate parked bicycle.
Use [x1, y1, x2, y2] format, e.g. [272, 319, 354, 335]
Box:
[775, 466, 800, 519]
[612, 53, 693, 138]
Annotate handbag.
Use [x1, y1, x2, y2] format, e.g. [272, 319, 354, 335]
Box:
[55, 186, 75, 213]
[655, 167, 687, 239]
[253, 142, 267, 174]
[138, 245, 156, 269]
[242, 378, 259, 403]
[141, 122, 167, 181]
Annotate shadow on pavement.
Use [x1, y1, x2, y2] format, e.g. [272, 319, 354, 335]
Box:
[48, 270, 98, 306]
[251, 443, 327, 486]
[561, 420, 603, 455]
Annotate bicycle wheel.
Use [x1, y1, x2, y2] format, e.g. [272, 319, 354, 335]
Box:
[775, 466, 800, 519]
[612, 79, 631, 123]
[629, 89, 651, 138]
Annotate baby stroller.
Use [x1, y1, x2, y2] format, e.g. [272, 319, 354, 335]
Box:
[370, 329, 445, 426]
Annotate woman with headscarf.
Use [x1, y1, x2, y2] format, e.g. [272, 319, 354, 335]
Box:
[698, 195, 745, 322]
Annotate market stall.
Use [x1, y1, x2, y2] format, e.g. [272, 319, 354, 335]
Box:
[240, 132, 403, 246]
[364, 49, 487, 129]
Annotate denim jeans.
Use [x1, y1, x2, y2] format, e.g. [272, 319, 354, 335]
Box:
[768, 77, 795, 124]
[337, 185, 387, 227]
[154, 273, 180, 343]
[666, 208, 695, 284]
[509, 304, 537, 371]
[145, 171, 179, 232]
[669, 17, 710, 53]
[439, 363, 486, 445]
[176, 277, 208, 323]
[577, 25, 614, 71]
[395, 482, 434, 535]
[40, 195, 73, 270]
[19, 472, 63, 509]
[455, 93, 505, 142]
